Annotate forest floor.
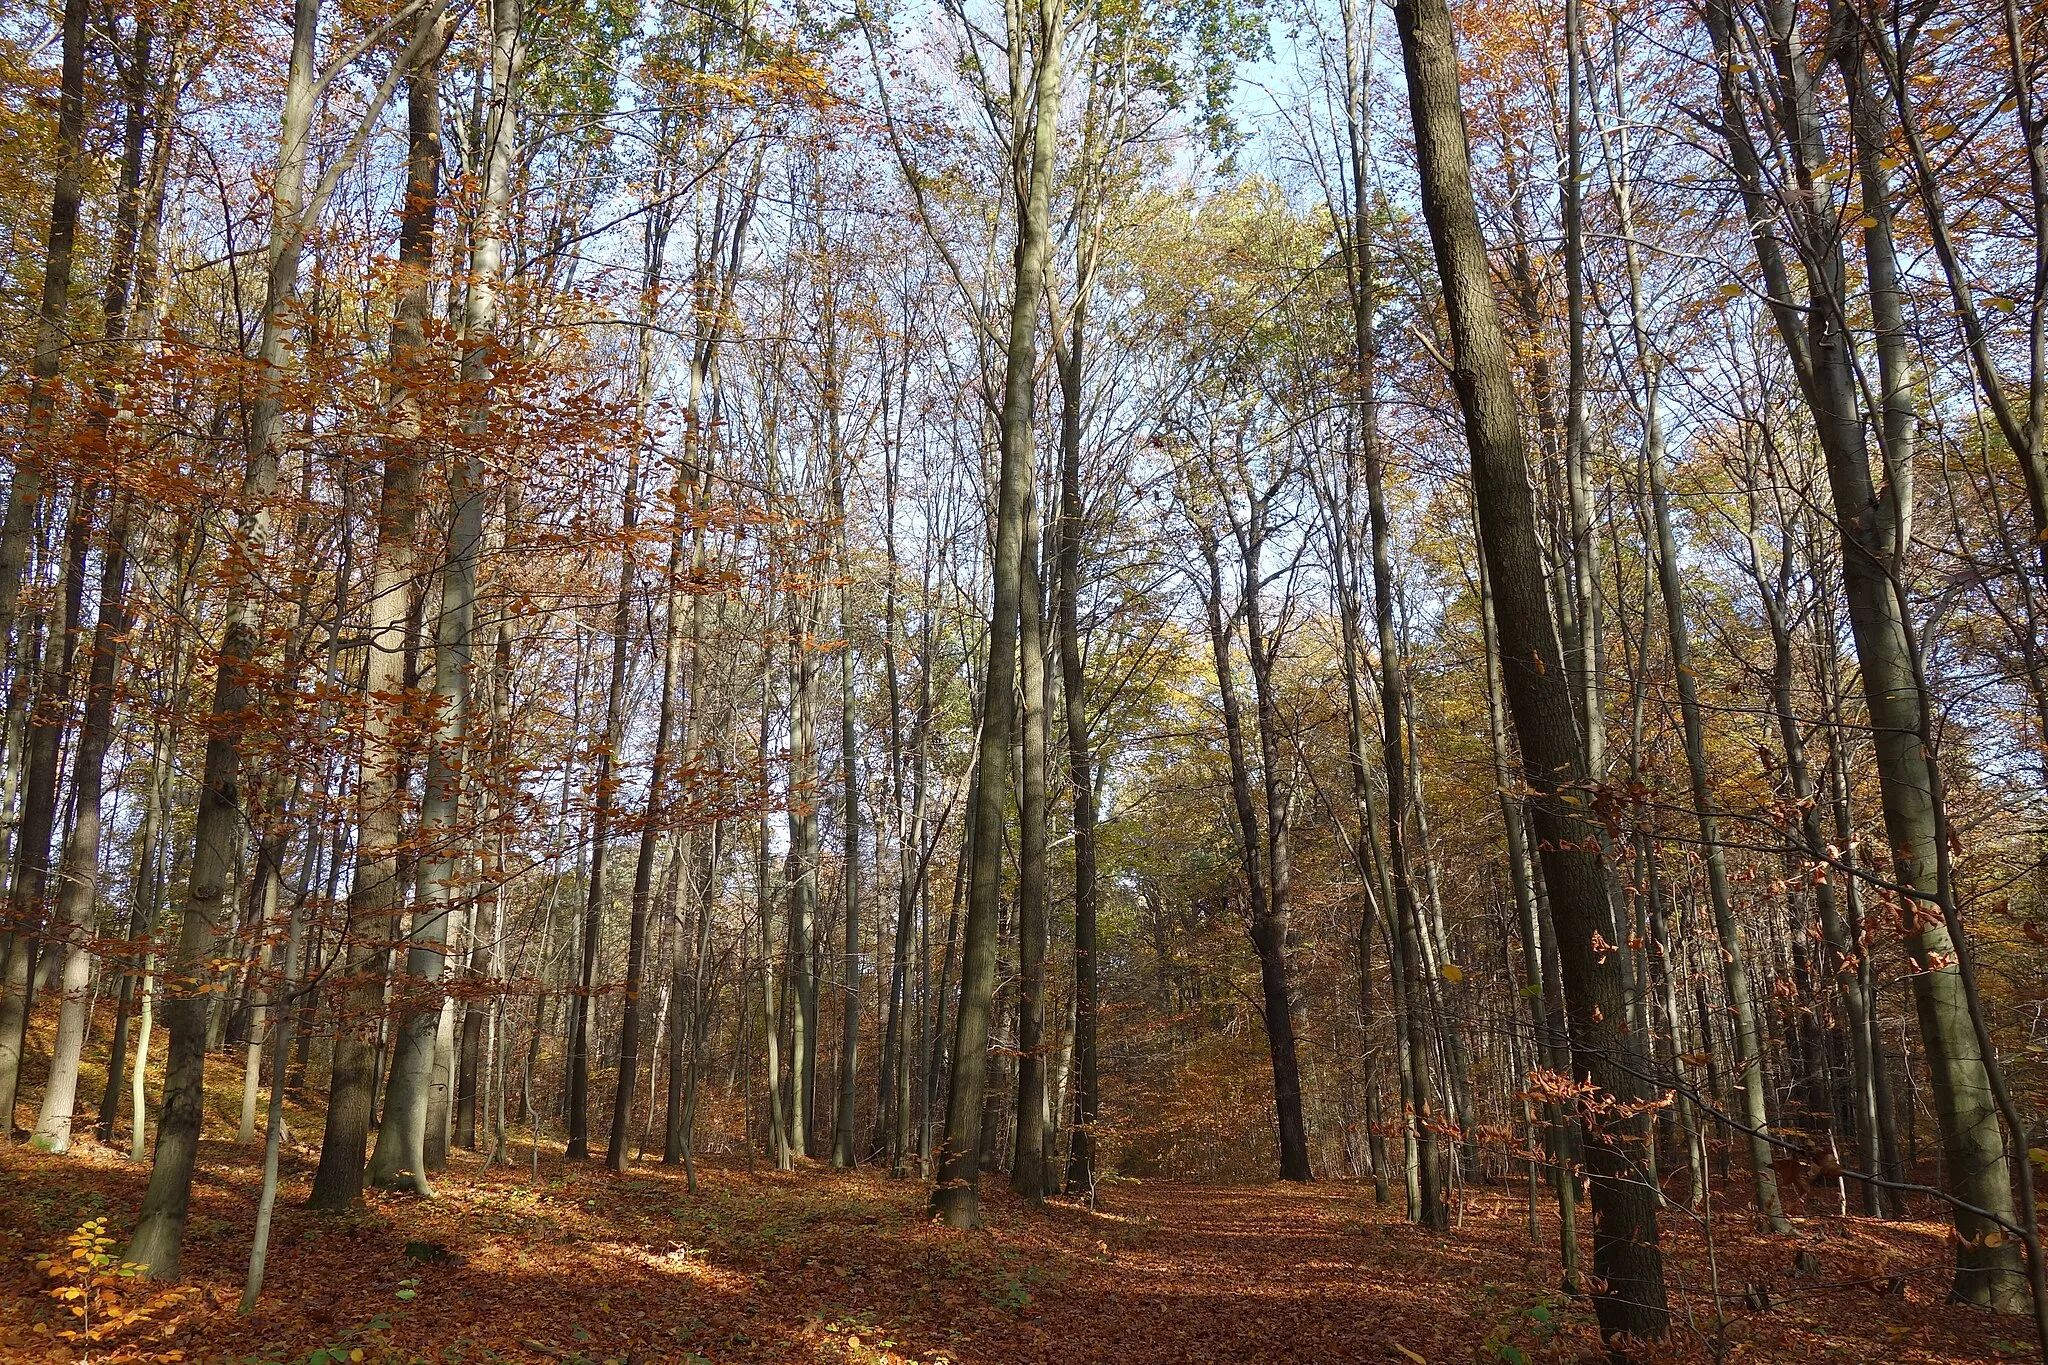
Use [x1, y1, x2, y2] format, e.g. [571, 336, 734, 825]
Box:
[0, 1121, 2029, 1365]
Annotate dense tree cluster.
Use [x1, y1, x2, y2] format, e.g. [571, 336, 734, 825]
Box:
[1, 0, 2044, 1351]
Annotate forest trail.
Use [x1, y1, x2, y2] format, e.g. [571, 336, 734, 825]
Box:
[0, 1135, 2018, 1364]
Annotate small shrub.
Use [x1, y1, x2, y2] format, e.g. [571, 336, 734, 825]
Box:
[32, 1217, 197, 1361]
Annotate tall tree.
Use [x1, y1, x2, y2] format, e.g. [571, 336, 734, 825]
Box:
[931, 0, 1067, 1229]
[131, 0, 443, 1272]
[314, 8, 452, 1209]
[1702, 0, 2025, 1307]
[1392, 0, 1668, 1340]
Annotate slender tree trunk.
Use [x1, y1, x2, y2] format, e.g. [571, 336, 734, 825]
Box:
[679, 825, 719, 1191]
[45, 9, 159, 1151]
[120, 522, 196, 1159]
[1053, 313, 1099, 1199]
[606, 218, 679, 1172]
[930, 0, 1065, 1232]
[237, 843, 285, 1146]
[878, 440, 924, 1175]
[1198, 528, 1312, 1183]
[1643, 361, 1786, 1233]
[0, 0, 88, 660]
[1393, 0, 1667, 1336]
[31, 498, 133, 1153]
[570, 437, 634, 1161]
[785, 591, 819, 1157]
[1336, 570, 1392, 1205]
[371, 430, 485, 1196]
[1011, 486, 1051, 1200]
[1560, 0, 1604, 780]
[1361, 333, 1442, 1225]
[1244, 548, 1312, 1184]
[1755, 520, 1886, 1214]
[128, 0, 329, 1275]
[831, 420, 863, 1169]
[754, 655, 790, 1169]
[314, 17, 447, 1208]
[239, 840, 309, 1310]
[0, 498, 86, 1133]
[1706, 0, 2024, 1304]
[657, 839, 687, 1163]
[1331, 1, 1397, 1206]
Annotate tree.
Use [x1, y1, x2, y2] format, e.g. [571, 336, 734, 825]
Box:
[1702, 0, 2025, 1308]
[1391, 0, 1669, 1340]
[929, 0, 1067, 1230]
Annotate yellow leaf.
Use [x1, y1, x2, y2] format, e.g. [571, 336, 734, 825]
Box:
[1441, 963, 1464, 984]
[1856, 215, 1878, 229]
[1396, 1346, 1427, 1364]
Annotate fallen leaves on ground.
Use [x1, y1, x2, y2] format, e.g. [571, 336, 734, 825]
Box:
[0, 1138, 2019, 1363]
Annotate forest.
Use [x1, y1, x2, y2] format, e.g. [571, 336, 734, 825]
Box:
[0, 0, 2045, 1359]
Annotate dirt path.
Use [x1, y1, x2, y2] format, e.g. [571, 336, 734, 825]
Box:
[1006, 1182, 1483, 1363]
[962, 1179, 2006, 1365]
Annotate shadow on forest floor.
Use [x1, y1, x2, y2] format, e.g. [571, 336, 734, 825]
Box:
[0, 1120, 2026, 1364]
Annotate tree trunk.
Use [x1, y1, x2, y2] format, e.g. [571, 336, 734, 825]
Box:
[930, 0, 1064, 1230]
[1011, 486, 1051, 1200]
[1053, 312, 1100, 1201]
[0, 0, 87, 661]
[1361, 331, 1442, 1225]
[785, 590, 819, 1157]
[1704, 0, 2024, 1305]
[1643, 347, 1786, 1234]
[1392, 0, 1667, 1337]
[32, 5, 157, 1152]
[239, 839, 310, 1310]
[1198, 527, 1311, 1184]
[127, 0, 326, 1276]
[0, 498, 86, 1134]
[605, 217, 678, 1172]
[314, 16, 445, 1209]
[570, 436, 634, 1161]
[831, 400, 863, 1170]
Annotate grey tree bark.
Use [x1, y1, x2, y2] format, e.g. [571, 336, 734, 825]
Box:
[1011, 486, 1051, 1200]
[1704, 0, 2024, 1306]
[368, 6, 495, 1195]
[1195, 519, 1312, 1184]
[785, 587, 819, 1157]
[1617, 185, 1787, 1233]
[930, 0, 1065, 1230]
[0, 0, 87, 671]
[315, 9, 450, 1208]
[831, 327, 863, 1171]
[569, 437, 636, 1160]
[1393, 0, 1668, 1337]
[129, 0, 340, 1273]
[1054, 320, 1100, 1199]
[26, 6, 156, 1151]
[608, 199, 677, 1174]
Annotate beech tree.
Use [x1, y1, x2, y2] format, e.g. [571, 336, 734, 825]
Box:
[0, 0, 2043, 1354]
